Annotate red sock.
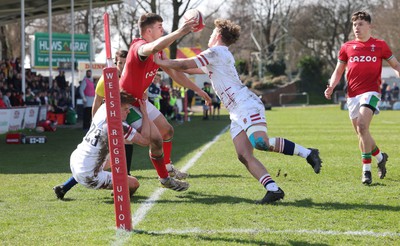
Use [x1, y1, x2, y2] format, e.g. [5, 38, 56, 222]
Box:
[163, 138, 173, 165]
[362, 152, 372, 171]
[371, 146, 380, 156]
[149, 152, 169, 179]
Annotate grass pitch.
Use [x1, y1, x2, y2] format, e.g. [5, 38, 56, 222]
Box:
[1, 105, 399, 245]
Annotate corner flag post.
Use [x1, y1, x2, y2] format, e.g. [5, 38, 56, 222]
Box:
[103, 12, 132, 231]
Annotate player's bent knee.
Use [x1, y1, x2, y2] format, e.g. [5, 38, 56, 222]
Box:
[128, 176, 140, 190]
[246, 125, 268, 150]
[254, 138, 268, 150]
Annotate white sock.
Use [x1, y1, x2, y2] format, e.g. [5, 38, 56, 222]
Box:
[363, 164, 371, 172]
[266, 182, 279, 192]
[375, 153, 383, 163]
[295, 145, 311, 158]
[166, 164, 173, 172]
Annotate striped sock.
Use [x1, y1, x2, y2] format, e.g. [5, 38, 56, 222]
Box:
[269, 137, 311, 158]
[362, 152, 372, 172]
[371, 146, 383, 163]
[259, 173, 278, 191]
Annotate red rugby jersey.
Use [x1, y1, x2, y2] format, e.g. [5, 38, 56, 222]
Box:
[338, 37, 393, 97]
[119, 38, 162, 99]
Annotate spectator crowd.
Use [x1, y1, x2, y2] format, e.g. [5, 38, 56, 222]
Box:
[0, 57, 73, 114]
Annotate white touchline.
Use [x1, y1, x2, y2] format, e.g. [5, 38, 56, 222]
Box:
[132, 125, 230, 228]
[147, 228, 400, 238]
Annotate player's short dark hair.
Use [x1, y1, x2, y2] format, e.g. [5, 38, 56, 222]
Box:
[120, 90, 136, 105]
[138, 13, 163, 34]
[351, 11, 371, 24]
[115, 50, 128, 64]
[214, 19, 241, 46]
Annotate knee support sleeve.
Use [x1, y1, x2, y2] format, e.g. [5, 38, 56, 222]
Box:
[246, 125, 268, 150]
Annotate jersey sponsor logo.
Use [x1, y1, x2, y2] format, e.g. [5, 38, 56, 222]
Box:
[349, 56, 377, 63]
[145, 68, 159, 79]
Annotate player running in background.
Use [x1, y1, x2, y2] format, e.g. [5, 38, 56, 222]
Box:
[62, 91, 149, 198]
[154, 19, 322, 204]
[119, 13, 211, 188]
[324, 11, 399, 185]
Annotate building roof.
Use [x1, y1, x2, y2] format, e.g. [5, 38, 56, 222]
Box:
[0, 0, 122, 26]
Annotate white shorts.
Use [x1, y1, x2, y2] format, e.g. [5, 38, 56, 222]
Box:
[229, 93, 266, 139]
[128, 99, 161, 129]
[70, 150, 113, 190]
[347, 91, 381, 120]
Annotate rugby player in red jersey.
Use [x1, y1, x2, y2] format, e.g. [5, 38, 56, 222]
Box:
[325, 11, 400, 185]
[119, 13, 211, 190]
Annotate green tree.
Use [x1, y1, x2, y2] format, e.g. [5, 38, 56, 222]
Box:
[265, 59, 286, 77]
[297, 55, 329, 103]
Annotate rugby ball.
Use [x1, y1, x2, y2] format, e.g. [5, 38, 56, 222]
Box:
[183, 9, 205, 32]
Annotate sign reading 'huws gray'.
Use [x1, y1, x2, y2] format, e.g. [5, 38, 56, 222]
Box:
[33, 32, 90, 68]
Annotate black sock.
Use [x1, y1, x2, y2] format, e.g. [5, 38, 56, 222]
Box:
[125, 144, 133, 175]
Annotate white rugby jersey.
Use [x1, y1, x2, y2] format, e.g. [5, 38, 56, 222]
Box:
[72, 104, 136, 173]
[194, 46, 249, 111]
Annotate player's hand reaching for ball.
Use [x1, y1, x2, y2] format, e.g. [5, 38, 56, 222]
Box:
[179, 19, 199, 34]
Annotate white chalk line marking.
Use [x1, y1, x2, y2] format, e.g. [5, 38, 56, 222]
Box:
[140, 227, 400, 238]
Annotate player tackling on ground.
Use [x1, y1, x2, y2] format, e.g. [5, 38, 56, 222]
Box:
[69, 91, 149, 196]
[154, 19, 322, 204]
[325, 11, 399, 185]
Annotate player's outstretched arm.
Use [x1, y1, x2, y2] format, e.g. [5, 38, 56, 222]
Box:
[162, 66, 211, 105]
[140, 20, 198, 57]
[154, 53, 204, 74]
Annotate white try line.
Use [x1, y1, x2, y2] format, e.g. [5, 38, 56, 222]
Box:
[132, 125, 230, 228]
[143, 227, 400, 238]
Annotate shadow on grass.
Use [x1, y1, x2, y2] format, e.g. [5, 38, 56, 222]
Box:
[280, 198, 400, 212]
[0, 114, 230, 174]
[133, 229, 329, 246]
[101, 191, 400, 211]
[127, 191, 256, 205]
[133, 229, 287, 246]
[100, 190, 255, 205]
[133, 173, 242, 180]
[101, 195, 150, 205]
[54, 197, 76, 202]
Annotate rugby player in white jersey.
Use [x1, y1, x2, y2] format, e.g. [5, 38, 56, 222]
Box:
[154, 19, 323, 204]
[69, 91, 149, 197]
